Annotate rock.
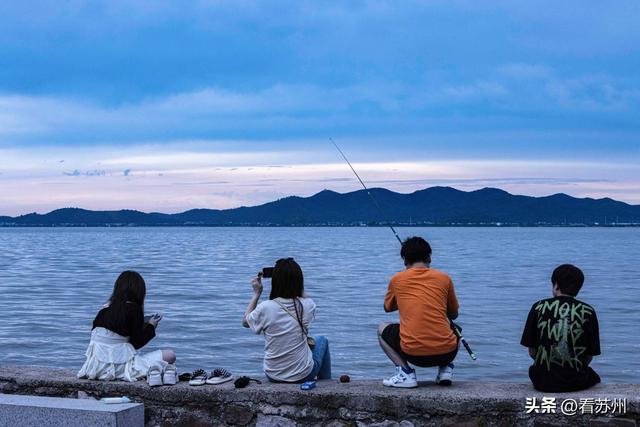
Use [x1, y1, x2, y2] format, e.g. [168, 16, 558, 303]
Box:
[163, 413, 213, 427]
[442, 417, 478, 427]
[256, 414, 298, 427]
[357, 421, 415, 427]
[532, 417, 571, 427]
[589, 418, 637, 427]
[223, 404, 255, 426]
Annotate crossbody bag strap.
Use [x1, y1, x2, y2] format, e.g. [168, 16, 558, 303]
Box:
[273, 299, 309, 337]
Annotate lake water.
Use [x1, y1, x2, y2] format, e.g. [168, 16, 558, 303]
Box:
[0, 227, 638, 383]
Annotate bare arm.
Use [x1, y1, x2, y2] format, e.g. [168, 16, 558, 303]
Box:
[242, 276, 263, 328]
[447, 309, 459, 320]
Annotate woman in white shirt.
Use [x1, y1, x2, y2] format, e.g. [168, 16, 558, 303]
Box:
[242, 258, 331, 383]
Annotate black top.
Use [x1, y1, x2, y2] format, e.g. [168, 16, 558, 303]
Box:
[92, 301, 156, 350]
[521, 295, 601, 392]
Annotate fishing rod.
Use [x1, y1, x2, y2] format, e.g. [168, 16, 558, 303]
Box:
[331, 138, 477, 361]
[453, 324, 477, 361]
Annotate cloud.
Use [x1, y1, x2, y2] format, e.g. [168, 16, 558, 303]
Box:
[1, 1, 640, 214]
[63, 169, 106, 177]
[1, 142, 637, 215]
[0, 84, 406, 142]
[498, 63, 552, 79]
[367, 177, 611, 187]
[1, 69, 639, 147]
[440, 81, 508, 101]
[463, 63, 640, 114]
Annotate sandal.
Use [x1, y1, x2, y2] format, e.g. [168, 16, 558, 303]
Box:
[205, 368, 233, 385]
[188, 369, 207, 386]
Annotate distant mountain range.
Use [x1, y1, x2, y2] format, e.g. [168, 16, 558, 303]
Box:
[1, 187, 639, 227]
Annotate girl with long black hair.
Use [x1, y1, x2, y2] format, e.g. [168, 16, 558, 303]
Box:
[77, 271, 176, 382]
[242, 258, 331, 383]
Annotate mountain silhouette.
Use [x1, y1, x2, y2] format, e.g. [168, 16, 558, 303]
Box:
[1, 187, 639, 226]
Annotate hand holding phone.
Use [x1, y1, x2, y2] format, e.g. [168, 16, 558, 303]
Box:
[147, 313, 163, 327]
[251, 276, 263, 295]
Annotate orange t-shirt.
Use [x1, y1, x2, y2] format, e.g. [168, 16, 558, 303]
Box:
[384, 267, 459, 356]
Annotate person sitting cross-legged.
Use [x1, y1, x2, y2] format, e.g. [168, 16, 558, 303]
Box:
[242, 257, 331, 383]
[378, 236, 460, 388]
[77, 271, 177, 382]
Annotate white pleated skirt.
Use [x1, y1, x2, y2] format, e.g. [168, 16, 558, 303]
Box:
[77, 327, 166, 382]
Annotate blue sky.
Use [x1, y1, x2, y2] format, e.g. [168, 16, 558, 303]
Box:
[1, 1, 639, 215]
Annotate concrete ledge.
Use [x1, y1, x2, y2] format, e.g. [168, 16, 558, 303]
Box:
[0, 393, 143, 427]
[0, 366, 638, 426]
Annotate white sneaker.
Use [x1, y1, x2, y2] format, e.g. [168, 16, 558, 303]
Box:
[435, 364, 454, 386]
[162, 364, 178, 386]
[147, 366, 163, 387]
[382, 366, 418, 388]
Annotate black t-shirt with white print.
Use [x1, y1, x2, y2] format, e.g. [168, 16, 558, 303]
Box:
[521, 295, 601, 392]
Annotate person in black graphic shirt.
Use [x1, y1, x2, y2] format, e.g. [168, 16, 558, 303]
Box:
[521, 264, 601, 392]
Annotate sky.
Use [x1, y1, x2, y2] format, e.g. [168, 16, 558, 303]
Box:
[1, 1, 639, 215]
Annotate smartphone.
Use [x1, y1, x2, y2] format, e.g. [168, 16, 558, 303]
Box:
[262, 267, 274, 278]
[144, 313, 162, 323]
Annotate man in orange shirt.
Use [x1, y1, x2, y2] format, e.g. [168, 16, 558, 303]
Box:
[378, 236, 460, 388]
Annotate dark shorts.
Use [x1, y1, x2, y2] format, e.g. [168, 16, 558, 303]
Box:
[381, 323, 458, 368]
[528, 365, 601, 393]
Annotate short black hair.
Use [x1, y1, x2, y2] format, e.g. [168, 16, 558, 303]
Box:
[400, 236, 432, 265]
[551, 264, 584, 296]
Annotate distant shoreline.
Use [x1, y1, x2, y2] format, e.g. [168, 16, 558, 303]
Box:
[1, 223, 639, 228]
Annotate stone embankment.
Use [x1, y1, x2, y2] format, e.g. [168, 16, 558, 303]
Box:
[0, 366, 638, 426]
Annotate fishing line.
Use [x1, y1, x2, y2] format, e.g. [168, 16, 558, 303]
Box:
[330, 138, 403, 245]
[331, 138, 477, 361]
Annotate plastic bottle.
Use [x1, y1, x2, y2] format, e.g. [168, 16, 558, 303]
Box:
[100, 397, 132, 404]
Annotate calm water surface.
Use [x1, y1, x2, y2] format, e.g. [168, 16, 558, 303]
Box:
[0, 227, 638, 383]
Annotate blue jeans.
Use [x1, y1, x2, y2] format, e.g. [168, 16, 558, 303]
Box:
[303, 335, 331, 381]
